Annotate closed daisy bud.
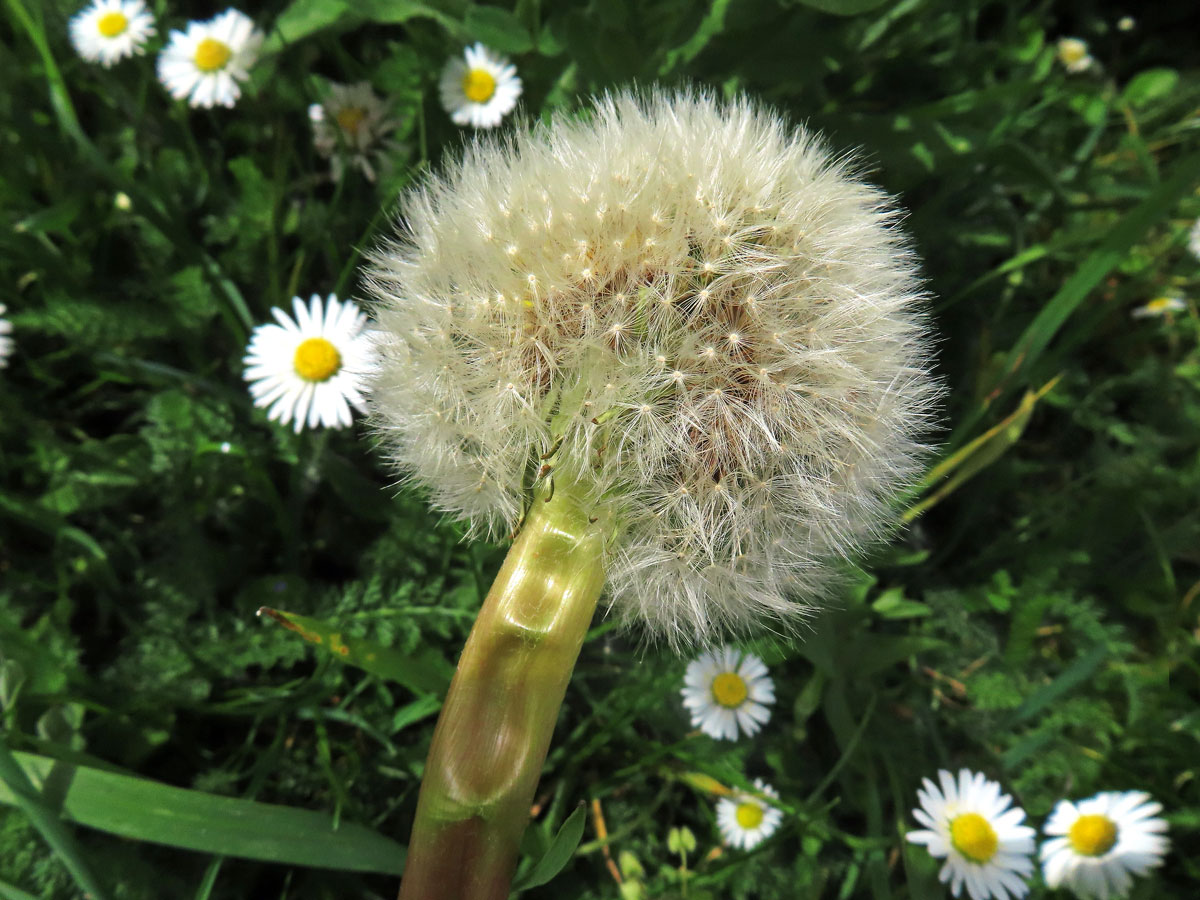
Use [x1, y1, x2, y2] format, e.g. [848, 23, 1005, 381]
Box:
[367, 90, 938, 645]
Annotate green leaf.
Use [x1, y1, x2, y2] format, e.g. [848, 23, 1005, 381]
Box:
[465, 6, 533, 54]
[511, 804, 587, 891]
[871, 587, 931, 619]
[1007, 644, 1108, 725]
[0, 751, 405, 874]
[257, 607, 453, 695]
[659, 0, 734, 74]
[792, 0, 893, 15]
[1122, 68, 1179, 109]
[264, 0, 458, 53]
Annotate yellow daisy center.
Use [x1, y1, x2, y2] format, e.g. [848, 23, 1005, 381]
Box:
[711, 672, 748, 708]
[735, 802, 764, 830]
[949, 813, 999, 864]
[97, 11, 128, 37]
[335, 106, 367, 136]
[1059, 42, 1086, 65]
[1068, 814, 1118, 857]
[293, 337, 341, 382]
[1144, 298, 1173, 314]
[462, 68, 497, 104]
[194, 37, 232, 73]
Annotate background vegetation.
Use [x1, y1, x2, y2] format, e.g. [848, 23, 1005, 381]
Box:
[1, 0, 1198, 897]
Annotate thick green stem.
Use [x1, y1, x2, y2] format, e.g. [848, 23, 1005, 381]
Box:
[398, 483, 606, 900]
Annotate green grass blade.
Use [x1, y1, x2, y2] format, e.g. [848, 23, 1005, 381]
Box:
[0, 740, 111, 900]
[258, 607, 453, 695]
[1007, 644, 1108, 726]
[511, 804, 588, 892]
[0, 751, 405, 875]
[0, 879, 39, 900]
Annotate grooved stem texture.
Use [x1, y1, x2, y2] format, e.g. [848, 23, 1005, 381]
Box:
[397, 485, 606, 900]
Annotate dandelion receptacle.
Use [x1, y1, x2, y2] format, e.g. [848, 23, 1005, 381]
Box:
[366, 90, 939, 898]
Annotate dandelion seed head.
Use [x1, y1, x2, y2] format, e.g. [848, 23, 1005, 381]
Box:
[367, 90, 939, 645]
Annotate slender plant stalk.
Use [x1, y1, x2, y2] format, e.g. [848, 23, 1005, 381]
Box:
[398, 481, 607, 900]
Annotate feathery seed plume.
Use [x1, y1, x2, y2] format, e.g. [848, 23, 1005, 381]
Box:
[367, 91, 939, 644]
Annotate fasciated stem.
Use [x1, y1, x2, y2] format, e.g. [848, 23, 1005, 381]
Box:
[398, 482, 607, 900]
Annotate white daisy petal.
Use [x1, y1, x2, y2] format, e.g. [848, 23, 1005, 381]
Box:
[906, 768, 1034, 900]
[1039, 790, 1170, 899]
[156, 8, 263, 109]
[679, 646, 774, 741]
[243, 294, 376, 433]
[439, 43, 522, 130]
[70, 0, 155, 67]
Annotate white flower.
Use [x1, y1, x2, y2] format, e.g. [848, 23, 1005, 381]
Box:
[69, 0, 155, 67]
[309, 81, 401, 182]
[243, 294, 374, 433]
[0, 304, 12, 369]
[367, 91, 938, 644]
[1040, 791, 1169, 899]
[1116, 16, 1135, 32]
[1187, 219, 1200, 261]
[438, 43, 521, 129]
[1130, 296, 1187, 319]
[157, 9, 263, 109]
[1057, 38, 1094, 73]
[716, 779, 783, 850]
[681, 646, 774, 740]
[907, 769, 1036, 900]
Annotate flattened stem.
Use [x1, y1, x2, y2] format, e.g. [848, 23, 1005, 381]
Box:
[398, 485, 606, 900]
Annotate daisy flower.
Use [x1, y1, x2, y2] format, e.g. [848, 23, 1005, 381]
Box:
[907, 769, 1035, 900]
[681, 646, 774, 740]
[1130, 296, 1187, 319]
[1041, 791, 1169, 899]
[69, 0, 155, 67]
[309, 81, 401, 182]
[716, 779, 783, 850]
[1057, 38, 1095, 74]
[438, 43, 521, 129]
[0, 304, 12, 369]
[243, 294, 374, 433]
[157, 9, 263, 109]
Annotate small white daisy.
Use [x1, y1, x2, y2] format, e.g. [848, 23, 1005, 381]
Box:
[0, 304, 13, 369]
[681, 646, 774, 741]
[438, 43, 521, 129]
[907, 769, 1036, 900]
[1116, 16, 1135, 32]
[716, 779, 783, 850]
[1130, 296, 1187, 319]
[1057, 38, 1095, 74]
[309, 81, 401, 182]
[243, 294, 374, 433]
[157, 9, 263, 109]
[69, 0, 155, 67]
[1041, 791, 1169, 899]
[1187, 219, 1200, 261]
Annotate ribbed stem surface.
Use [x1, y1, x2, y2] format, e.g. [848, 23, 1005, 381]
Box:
[398, 484, 606, 900]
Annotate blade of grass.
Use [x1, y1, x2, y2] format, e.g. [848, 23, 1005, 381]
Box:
[0, 739, 111, 900]
[0, 751, 405, 875]
[0, 880, 39, 900]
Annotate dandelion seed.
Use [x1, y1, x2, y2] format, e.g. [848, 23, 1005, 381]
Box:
[309, 81, 402, 182]
[1040, 791, 1169, 899]
[157, 9, 263, 109]
[907, 769, 1035, 900]
[69, 0, 155, 67]
[1057, 38, 1094, 74]
[438, 43, 522, 129]
[1130, 296, 1186, 319]
[681, 646, 774, 740]
[716, 779, 783, 849]
[0, 304, 13, 369]
[367, 91, 939, 643]
[243, 294, 374, 433]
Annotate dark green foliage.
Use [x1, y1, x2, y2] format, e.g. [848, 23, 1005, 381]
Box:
[1, 0, 1198, 898]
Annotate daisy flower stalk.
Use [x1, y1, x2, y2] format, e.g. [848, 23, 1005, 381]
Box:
[907, 769, 1035, 900]
[157, 8, 263, 109]
[69, 0, 155, 67]
[309, 81, 401, 182]
[367, 90, 938, 898]
[243, 294, 373, 433]
[716, 779, 783, 850]
[1040, 791, 1169, 898]
[681, 646, 774, 740]
[439, 43, 522, 128]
